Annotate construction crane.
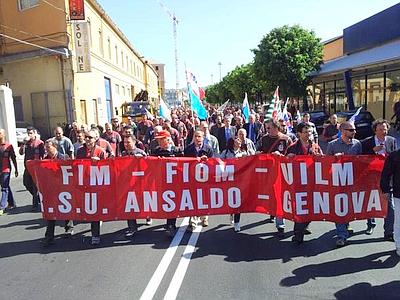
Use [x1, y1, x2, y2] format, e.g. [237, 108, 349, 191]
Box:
[158, 0, 180, 93]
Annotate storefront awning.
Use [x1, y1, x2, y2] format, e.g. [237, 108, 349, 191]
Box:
[311, 39, 400, 76]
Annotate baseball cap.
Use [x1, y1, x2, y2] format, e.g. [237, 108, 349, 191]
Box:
[154, 130, 171, 139]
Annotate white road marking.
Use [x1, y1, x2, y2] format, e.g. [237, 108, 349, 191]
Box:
[163, 225, 202, 300]
[139, 217, 189, 300]
[258, 194, 270, 200]
[255, 168, 268, 173]
[132, 171, 145, 176]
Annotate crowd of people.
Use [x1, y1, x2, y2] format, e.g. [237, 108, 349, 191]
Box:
[0, 104, 399, 257]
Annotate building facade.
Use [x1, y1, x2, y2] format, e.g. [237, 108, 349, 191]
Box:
[0, 0, 160, 138]
[309, 3, 400, 120]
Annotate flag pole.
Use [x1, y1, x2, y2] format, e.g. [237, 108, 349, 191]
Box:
[184, 62, 195, 119]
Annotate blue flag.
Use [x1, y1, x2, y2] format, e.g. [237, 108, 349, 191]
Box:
[349, 107, 363, 123]
[189, 84, 207, 120]
[242, 92, 250, 122]
[159, 97, 171, 121]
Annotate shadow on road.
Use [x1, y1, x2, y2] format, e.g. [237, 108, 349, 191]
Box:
[280, 250, 399, 287]
[334, 280, 400, 300]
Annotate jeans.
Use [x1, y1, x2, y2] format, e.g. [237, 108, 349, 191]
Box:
[23, 170, 39, 206]
[0, 172, 14, 209]
[127, 219, 138, 230]
[275, 217, 285, 229]
[367, 196, 395, 236]
[91, 221, 100, 237]
[234, 213, 241, 223]
[336, 223, 350, 240]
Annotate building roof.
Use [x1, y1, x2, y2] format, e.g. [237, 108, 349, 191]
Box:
[311, 38, 400, 76]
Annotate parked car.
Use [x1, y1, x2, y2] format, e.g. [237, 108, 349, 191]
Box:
[304, 110, 330, 134]
[16, 127, 41, 145]
[336, 110, 375, 140]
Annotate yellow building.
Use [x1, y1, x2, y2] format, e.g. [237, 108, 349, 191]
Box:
[0, 0, 159, 138]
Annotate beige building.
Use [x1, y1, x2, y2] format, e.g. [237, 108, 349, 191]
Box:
[0, 0, 160, 138]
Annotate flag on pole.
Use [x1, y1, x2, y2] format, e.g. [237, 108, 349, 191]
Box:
[264, 86, 280, 120]
[217, 99, 230, 113]
[281, 98, 293, 132]
[186, 70, 205, 100]
[188, 84, 208, 120]
[242, 93, 250, 122]
[186, 70, 208, 120]
[159, 97, 171, 121]
[349, 107, 363, 123]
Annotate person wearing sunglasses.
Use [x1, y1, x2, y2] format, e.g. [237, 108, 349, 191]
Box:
[76, 129, 106, 246]
[326, 121, 362, 248]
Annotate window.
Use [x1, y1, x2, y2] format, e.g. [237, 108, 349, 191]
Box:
[104, 77, 113, 121]
[130, 60, 133, 74]
[13, 96, 24, 122]
[115, 46, 118, 64]
[121, 51, 124, 68]
[126, 56, 129, 71]
[385, 70, 400, 119]
[98, 29, 103, 56]
[122, 86, 125, 96]
[367, 73, 384, 118]
[115, 84, 120, 95]
[18, 0, 39, 10]
[87, 18, 92, 47]
[107, 37, 111, 59]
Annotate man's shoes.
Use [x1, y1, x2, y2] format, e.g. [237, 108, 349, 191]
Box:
[336, 238, 347, 248]
[347, 226, 354, 235]
[384, 234, 395, 242]
[146, 218, 152, 225]
[234, 223, 241, 232]
[304, 227, 312, 235]
[90, 237, 101, 245]
[292, 233, 304, 244]
[63, 229, 74, 238]
[365, 226, 375, 235]
[166, 225, 177, 237]
[41, 237, 55, 247]
[187, 224, 196, 232]
[230, 215, 234, 224]
[266, 216, 275, 223]
[125, 228, 137, 238]
[396, 248, 400, 257]
[277, 228, 285, 238]
[201, 219, 209, 227]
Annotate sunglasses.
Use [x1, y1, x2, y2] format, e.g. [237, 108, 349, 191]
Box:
[344, 128, 356, 132]
[85, 136, 95, 139]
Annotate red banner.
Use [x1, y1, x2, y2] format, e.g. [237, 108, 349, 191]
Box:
[27, 155, 387, 223]
[69, 0, 85, 20]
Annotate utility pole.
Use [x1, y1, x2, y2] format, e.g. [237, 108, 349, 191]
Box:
[211, 73, 214, 84]
[218, 62, 222, 81]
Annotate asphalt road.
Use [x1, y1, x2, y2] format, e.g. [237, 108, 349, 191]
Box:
[1, 160, 400, 300]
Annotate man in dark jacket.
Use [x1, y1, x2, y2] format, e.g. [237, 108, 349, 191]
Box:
[184, 130, 214, 230]
[363, 119, 397, 240]
[380, 148, 400, 257]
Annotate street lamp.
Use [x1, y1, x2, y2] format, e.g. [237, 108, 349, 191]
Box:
[218, 62, 222, 81]
[211, 73, 214, 84]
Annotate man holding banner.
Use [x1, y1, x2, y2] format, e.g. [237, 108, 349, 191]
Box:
[326, 121, 362, 247]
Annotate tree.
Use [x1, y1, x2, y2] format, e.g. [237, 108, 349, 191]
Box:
[252, 25, 323, 99]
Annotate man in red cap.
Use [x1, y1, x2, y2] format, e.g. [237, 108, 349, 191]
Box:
[151, 129, 183, 237]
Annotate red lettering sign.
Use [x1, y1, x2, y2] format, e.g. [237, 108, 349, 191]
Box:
[69, 0, 85, 20]
[26, 155, 387, 223]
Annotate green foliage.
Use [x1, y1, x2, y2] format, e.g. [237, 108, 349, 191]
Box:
[205, 24, 323, 105]
[252, 25, 323, 98]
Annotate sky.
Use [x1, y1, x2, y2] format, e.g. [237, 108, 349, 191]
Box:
[97, 0, 400, 89]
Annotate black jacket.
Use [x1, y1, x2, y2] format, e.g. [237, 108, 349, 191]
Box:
[184, 143, 213, 158]
[380, 149, 400, 197]
[361, 135, 397, 155]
